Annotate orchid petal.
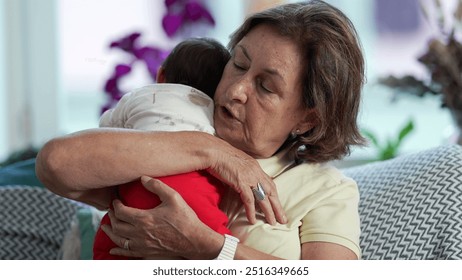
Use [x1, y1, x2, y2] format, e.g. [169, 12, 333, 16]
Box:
[114, 64, 132, 78]
[184, 2, 215, 24]
[137, 46, 171, 79]
[165, 0, 179, 8]
[109, 32, 141, 53]
[104, 77, 118, 94]
[162, 14, 184, 37]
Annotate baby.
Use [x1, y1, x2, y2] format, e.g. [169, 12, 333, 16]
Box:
[93, 37, 231, 259]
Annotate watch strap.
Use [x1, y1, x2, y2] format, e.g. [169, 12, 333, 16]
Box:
[216, 234, 239, 260]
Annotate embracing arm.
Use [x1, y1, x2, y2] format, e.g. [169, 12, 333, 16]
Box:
[36, 128, 285, 223]
[103, 177, 355, 260]
[36, 129, 227, 207]
[101, 177, 282, 259]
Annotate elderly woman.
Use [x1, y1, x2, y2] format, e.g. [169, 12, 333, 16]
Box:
[36, 0, 365, 260]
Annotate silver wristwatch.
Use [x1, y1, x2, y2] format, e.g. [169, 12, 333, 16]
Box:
[216, 234, 239, 260]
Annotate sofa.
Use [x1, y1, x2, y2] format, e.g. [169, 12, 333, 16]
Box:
[1, 145, 461, 260]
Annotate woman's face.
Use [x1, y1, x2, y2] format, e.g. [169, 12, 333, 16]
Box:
[214, 24, 310, 158]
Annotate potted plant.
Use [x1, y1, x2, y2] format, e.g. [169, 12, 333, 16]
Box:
[102, 0, 215, 114]
[379, 0, 462, 143]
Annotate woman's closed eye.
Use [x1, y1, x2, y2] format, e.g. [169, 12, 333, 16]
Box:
[232, 63, 275, 93]
[233, 62, 247, 71]
[259, 79, 273, 93]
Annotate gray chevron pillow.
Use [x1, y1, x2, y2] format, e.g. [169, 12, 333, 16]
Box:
[343, 144, 462, 260]
[0, 186, 82, 260]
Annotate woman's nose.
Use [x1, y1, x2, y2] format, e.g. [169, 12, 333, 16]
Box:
[228, 76, 251, 103]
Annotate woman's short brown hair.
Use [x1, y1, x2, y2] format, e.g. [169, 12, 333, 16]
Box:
[229, 0, 366, 163]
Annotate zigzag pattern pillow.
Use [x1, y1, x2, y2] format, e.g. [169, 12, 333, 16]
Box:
[0, 186, 82, 260]
[343, 145, 462, 260]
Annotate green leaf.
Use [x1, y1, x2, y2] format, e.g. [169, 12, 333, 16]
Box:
[380, 141, 397, 160]
[361, 129, 379, 147]
[397, 119, 415, 143]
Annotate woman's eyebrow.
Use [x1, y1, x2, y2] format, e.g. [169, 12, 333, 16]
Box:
[238, 44, 285, 85]
[237, 45, 251, 61]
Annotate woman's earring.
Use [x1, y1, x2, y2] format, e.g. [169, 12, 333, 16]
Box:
[290, 129, 301, 139]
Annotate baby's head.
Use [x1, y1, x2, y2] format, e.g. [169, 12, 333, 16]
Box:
[158, 38, 230, 98]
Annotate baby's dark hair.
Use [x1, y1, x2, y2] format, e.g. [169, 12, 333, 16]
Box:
[161, 37, 230, 98]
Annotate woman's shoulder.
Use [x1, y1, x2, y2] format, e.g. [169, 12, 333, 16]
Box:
[287, 162, 355, 186]
[274, 162, 359, 206]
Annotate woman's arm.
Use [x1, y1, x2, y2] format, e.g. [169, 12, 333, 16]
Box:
[102, 177, 282, 259]
[103, 177, 355, 260]
[36, 128, 209, 209]
[36, 129, 212, 192]
[301, 242, 357, 260]
[36, 128, 286, 223]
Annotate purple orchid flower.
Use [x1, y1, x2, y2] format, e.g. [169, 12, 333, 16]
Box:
[162, 0, 215, 37]
[162, 14, 184, 38]
[103, 64, 132, 100]
[102, 0, 215, 115]
[184, 1, 214, 23]
[134, 46, 170, 79]
[109, 32, 141, 53]
[164, 0, 178, 8]
[114, 64, 132, 78]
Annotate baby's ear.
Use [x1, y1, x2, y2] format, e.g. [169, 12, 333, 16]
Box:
[156, 66, 166, 83]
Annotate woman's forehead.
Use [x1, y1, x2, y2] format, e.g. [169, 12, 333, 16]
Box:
[236, 25, 302, 83]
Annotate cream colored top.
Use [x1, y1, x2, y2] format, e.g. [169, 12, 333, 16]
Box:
[221, 148, 361, 259]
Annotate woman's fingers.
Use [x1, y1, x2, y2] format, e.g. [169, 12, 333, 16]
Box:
[104, 177, 210, 259]
[237, 179, 286, 225]
[240, 189, 257, 224]
[140, 175, 176, 201]
[260, 179, 287, 224]
[101, 224, 141, 258]
[250, 180, 287, 225]
[255, 192, 277, 225]
[111, 200, 142, 226]
[102, 206, 145, 258]
[268, 192, 287, 224]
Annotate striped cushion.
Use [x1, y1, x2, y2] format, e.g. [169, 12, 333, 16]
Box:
[0, 186, 82, 259]
[343, 145, 462, 259]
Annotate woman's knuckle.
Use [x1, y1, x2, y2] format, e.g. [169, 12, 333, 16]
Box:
[242, 195, 253, 204]
[170, 191, 182, 201]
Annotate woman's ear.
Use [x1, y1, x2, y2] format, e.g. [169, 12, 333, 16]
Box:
[296, 109, 318, 135]
[156, 66, 166, 83]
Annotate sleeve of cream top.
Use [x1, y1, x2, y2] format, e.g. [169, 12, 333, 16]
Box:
[299, 173, 362, 259]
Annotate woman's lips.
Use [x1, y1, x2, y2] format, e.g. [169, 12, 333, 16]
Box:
[222, 106, 234, 119]
[217, 105, 242, 124]
[221, 107, 238, 120]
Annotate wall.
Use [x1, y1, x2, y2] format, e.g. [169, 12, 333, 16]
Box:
[0, 0, 6, 160]
[0, 0, 456, 162]
[0, 0, 60, 162]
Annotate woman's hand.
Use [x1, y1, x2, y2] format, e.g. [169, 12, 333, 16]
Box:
[102, 176, 224, 259]
[206, 141, 287, 225]
[37, 128, 286, 225]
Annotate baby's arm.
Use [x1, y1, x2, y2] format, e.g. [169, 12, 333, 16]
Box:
[99, 91, 134, 128]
